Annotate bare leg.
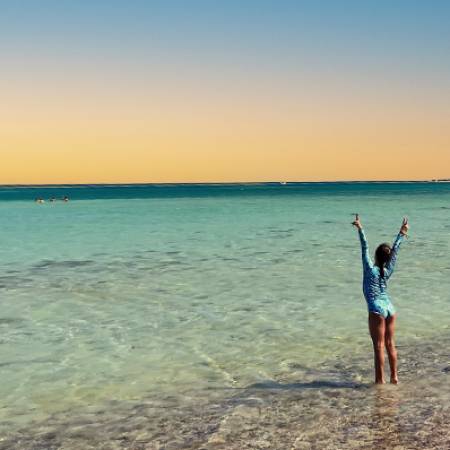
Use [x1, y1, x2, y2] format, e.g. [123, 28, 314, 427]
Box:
[368, 313, 386, 384]
[385, 314, 398, 384]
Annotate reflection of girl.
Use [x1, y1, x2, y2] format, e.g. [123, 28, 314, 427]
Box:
[352, 215, 409, 384]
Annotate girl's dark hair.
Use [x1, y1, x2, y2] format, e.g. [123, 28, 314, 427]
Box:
[375, 243, 392, 278]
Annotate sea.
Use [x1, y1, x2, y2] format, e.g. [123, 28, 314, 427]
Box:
[1, 182, 449, 449]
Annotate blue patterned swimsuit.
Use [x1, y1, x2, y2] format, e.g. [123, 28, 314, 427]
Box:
[358, 229, 404, 318]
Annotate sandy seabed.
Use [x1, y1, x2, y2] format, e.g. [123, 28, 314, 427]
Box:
[1, 336, 449, 450]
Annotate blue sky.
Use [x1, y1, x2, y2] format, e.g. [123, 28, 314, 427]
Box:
[1, 1, 449, 183]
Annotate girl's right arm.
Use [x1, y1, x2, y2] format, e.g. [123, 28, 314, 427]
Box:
[352, 214, 373, 271]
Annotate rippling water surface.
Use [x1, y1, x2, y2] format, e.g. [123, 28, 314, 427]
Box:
[1, 183, 449, 448]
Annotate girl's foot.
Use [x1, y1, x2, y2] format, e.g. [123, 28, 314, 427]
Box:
[390, 376, 398, 384]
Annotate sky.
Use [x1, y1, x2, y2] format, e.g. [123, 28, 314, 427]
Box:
[1, 0, 449, 183]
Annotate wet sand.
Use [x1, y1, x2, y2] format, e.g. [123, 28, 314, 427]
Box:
[1, 335, 449, 450]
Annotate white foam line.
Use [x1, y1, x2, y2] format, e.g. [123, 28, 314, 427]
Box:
[193, 348, 237, 385]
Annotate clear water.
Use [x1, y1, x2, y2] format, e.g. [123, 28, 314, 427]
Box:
[1, 183, 449, 448]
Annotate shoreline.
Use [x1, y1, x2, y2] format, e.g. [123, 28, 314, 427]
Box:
[2, 332, 449, 449]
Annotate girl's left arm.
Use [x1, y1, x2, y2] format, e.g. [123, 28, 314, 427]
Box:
[385, 234, 404, 278]
[358, 228, 374, 271]
[352, 214, 373, 271]
[385, 217, 408, 278]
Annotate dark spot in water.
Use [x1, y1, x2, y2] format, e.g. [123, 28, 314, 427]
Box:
[0, 358, 58, 368]
[0, 317, 24, 325]
[34, 260, 95, 269]
[271, 234, 293, 239]
[128, 273, 142, 279]
[443, 366, 450, 373]
[269, 228, 295, 234]
[247, 380, 361, 390]
[271, 258, 285, 264]
[285, 249, 303, 253]
[0, 275, 32, 284]
[152, 288, 168, 294]
[134, 254, 150, 260]
[286, 362, 309, 370]
[233, 306, 254, 312]
[315, 284, 330, 289]
[158, 260, 184, 267]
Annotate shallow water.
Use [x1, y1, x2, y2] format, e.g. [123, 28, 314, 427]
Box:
[1, 183, 449, 447]
[1, 335, 448, 449]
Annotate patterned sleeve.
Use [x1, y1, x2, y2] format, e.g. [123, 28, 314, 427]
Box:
[358, 228, 373, 271]
[385, 233, 405, 279]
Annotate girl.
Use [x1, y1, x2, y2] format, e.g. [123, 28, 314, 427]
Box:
[352, 214, 409, 384]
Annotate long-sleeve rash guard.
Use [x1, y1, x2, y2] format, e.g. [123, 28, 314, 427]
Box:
[358, 228, 404, 317]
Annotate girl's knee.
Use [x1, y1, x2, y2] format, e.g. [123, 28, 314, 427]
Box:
[385, 339, 396, 350]
[373, 341, 385, 351]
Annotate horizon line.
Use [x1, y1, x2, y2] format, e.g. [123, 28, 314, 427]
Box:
[1, 178, 449, 187]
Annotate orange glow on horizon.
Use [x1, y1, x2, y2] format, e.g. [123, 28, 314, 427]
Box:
[2, 67, 449, 184]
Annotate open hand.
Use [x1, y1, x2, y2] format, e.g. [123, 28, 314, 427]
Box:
[352, 213, 362, 230]
[400, 217, 409, 236]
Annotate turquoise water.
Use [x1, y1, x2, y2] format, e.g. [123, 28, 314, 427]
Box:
[1, 183, 449, 447]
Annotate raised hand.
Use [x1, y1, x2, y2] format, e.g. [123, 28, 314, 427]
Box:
[352, 213, 362, 230]
[400, 217, 409, 236]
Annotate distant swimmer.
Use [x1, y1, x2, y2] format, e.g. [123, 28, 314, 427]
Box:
[62, 196, 69, 202]
[35, 198, 45, 204]
[49, 197, 56, 202]
[352, 214, 409, 385]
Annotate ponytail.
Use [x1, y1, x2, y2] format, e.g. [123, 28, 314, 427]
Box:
[375, 243, 391, 279]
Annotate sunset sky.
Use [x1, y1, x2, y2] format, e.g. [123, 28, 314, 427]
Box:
[1, 1, 449, 184]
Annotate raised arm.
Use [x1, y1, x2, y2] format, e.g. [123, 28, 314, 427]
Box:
[352, 214, 373, 271]
[358, 228, 374, 271]
[385, 217, 409, 279]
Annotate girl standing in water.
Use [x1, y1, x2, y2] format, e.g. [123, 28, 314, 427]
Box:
[352, 214, 409, 384]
